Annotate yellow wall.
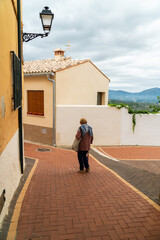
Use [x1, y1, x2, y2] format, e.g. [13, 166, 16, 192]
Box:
[56, 61, 109, 105]
[23, 75, 53, 128]
[0, 0, 23, 226]
[0, 0, 21, 154]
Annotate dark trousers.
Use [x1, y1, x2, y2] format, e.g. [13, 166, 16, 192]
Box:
[77, 151, 89, 170]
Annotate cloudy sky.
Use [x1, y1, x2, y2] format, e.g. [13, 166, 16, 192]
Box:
[23, 0, 160, 92]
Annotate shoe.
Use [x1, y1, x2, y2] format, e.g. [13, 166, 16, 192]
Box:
[78, 170, 85, 173]
[86, 167, 90, 172]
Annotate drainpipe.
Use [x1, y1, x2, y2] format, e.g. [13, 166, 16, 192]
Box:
[17, 0, 23, 173]
[47, 73, 56, 147]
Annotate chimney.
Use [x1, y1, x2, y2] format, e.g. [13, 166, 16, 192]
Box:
[54, 48, 65, 60]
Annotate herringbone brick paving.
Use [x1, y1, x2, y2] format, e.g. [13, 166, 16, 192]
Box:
[16, 143, 160, 240]
[90, 149, 160, 205]
[97, 146, 160, 175]
[98, 146, 160, 161]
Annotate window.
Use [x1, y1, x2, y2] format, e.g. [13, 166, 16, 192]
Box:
[27, 90, 44, 116]
[97, 92, 105, 105]
[11, 51, 22, 110]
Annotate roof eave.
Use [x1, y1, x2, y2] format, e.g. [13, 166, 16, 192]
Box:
[24, 71, 55, 76]
[89, 61, 110, 82]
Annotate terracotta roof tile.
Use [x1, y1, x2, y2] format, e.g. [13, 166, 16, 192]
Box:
[24, 57, 90, 74]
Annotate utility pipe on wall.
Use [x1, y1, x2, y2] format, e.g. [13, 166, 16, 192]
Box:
[47, 73, 56, 146]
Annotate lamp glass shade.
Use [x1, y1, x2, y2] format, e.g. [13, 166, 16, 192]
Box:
[40, 6, 54, 33]
[41, 15, 53, 32]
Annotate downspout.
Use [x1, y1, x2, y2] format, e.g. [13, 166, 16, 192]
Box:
[47, 73, 56, 146]
[17, 0, 23, 173]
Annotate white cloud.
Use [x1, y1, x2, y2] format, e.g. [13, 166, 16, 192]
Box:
[23, 0, 160, 92]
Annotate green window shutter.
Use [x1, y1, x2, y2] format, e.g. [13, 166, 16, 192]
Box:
[11, 51, 22, 110]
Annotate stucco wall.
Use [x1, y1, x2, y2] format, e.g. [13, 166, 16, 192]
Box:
[56, 106, 160, 147]
[56, 62, 109, 105]
[0, 130, 21, 227]
[121, 108, 160, 146]
[0, 0, 19, 153]
[0, 0, 23, 225]
[56, 105, 121, 146]
[23, 75, 53, 128]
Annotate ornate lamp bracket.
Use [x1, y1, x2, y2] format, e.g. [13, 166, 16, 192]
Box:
[23, 32, 48, 42]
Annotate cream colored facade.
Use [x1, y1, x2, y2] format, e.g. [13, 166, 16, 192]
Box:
[23, 75, 54, 145]
[24, 75, 53, 128]
[56, 61, 109, 105]
[0, 0, 24, 227]
[23, 53, 110, 145]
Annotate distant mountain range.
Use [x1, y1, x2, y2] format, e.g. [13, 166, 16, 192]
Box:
[109, 87, 160, 103]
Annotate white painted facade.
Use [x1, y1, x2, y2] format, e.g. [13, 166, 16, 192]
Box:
[0, 130, 22, 227]
[56, 105, 160, 147]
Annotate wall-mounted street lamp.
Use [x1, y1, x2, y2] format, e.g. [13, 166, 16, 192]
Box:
[23, 6, 54, 42]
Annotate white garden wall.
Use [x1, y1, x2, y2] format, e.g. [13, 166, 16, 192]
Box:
[56, 105, 122, 146]
[56, 105, 160, 146]
[121, 108, 160, 146]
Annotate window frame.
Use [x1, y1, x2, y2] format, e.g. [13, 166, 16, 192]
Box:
[97, 92, 105, 105]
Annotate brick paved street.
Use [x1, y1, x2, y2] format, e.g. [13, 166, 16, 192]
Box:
[96, 146, 160, 175]
[91, 147, 160, 205]
[97, 146, 160, 161]
[12, 143, 160, 240]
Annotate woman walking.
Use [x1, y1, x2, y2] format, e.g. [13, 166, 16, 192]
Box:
[75, 118, 93, 173]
